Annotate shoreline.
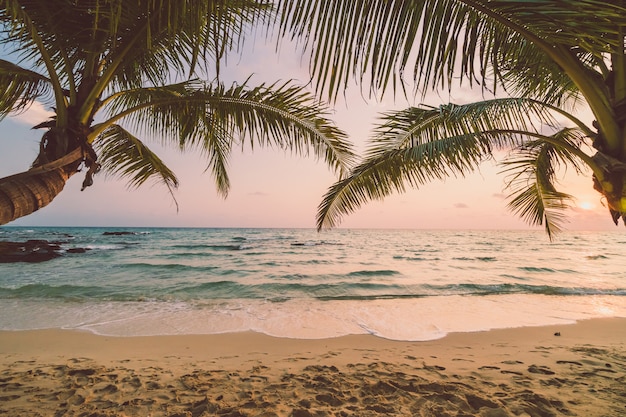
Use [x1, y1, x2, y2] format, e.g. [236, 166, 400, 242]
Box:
[3, 293, 624, 341]
[1, 317, 625, 416]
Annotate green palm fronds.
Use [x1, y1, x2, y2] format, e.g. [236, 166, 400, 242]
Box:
[93, 125, 179, 199]
[98, 80, 354, 195]
[273, 0, 626, 102]
[0, 60, 51, 117]
[317, 98, 595, 232]
[502, 129, 590, 239]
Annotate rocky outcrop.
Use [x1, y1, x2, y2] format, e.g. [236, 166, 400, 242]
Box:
[0, 240, 89, 263]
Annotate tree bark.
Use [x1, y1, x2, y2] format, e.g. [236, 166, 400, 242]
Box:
[0, 148, 83, 225]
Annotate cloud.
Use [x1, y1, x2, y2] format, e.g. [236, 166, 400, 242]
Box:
[249, 191, 269, 197]
[454, 203, 469, 209]
[8, 101, 54, 126]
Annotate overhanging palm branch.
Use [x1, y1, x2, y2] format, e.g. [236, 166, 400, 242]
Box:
[273, 0, 625, 102]
[95, 80, 355, 196]
[502, 129, 589, 238]
[274, 0, 626, 188]
[93, 125, 179, 200]
[316, 98, 599, 232]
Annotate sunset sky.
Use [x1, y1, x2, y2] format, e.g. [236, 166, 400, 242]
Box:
[0, 36, 618, 232]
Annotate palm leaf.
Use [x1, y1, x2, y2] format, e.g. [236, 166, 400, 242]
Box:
[272, 0, 626, 102]
[501, 129, 589, 239]
[176, 106, 233, 197]
[316, 98, 593, 230]
[317, 132, 503, 230]
[92, 124, 179, 201]
[100, 80, 355, 184]
[202, 81, 355, 176]
[496, 38, 585, 106]
[0, 59, 51, 117]
[93, 0, 271, 89]
[366, 98, 562, 157]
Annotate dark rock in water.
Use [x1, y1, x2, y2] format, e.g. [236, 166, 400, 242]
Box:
[102, 231, 135, 236]
[0, 240, 62, 263]
[66, 247, 89, 254]
[0, 240, 91, 262]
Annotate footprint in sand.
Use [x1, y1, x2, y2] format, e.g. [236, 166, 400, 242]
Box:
[93, 383, 118, 394]
[122, 375, 142, 389]
[501, 360, 524, 365]
[0, 395, 20, 401]
[527, 365, 555, 375]
[67, 393, 85, 405]
[556, 360, 583, 367]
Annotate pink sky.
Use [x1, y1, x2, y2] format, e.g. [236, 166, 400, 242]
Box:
[0, 39, 618, 232]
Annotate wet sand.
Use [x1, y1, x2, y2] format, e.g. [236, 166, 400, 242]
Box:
[1, 318, 625, 416]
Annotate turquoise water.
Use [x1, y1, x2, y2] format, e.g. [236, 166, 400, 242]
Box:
[1, 227, 624, 340]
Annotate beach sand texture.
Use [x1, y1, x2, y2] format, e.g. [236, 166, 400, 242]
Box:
[1, 318, 624, 417]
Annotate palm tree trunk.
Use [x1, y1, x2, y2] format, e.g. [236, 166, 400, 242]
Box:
[0, 148, 83, 225]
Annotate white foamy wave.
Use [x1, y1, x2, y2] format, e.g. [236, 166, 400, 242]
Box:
[2, 295, 624, 341]
[84, 244, 126, 250]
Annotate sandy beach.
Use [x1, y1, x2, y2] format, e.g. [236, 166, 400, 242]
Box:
[1, 318, 624, 416]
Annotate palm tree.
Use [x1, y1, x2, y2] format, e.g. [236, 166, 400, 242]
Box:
[273, 0, 626, 237]
[0, 0, 354, 225]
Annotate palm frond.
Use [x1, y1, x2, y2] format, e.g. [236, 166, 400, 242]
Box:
[178, 110, 233, 197]
[317, 98, 592, 230]
[496, 38, 585, 106]
[317, 150, 420, 230]
[99, 80, 235, 195]
[501, 129, 588, 239]
[272, 0, 626, 102]
[95, 0, 272, 89]
[0, 59, 51, 118]
[317, 127, 527, 230]
[92, 124, 179, 202]
[203, 81, 355, 176]
[1, 0, 274, 124]
[1, 0, 77, 117]
[367, 98, 561, 157]
[101, 80, 355, 181]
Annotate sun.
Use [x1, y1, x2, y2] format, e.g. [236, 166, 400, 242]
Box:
[579, 201, 595, 210]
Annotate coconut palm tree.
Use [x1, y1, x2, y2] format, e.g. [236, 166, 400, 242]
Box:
[273, 0, 626, 237]
[0, 0, 354, 225]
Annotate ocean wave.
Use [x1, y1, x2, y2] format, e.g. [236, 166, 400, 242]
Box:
[518, 266, 557, 273]
[393, 255, 435, 261]
[452, 256, 497, 262]
[84, 244, 126, 251]
[154, 252, 216, 259]
[118, 262, 220, 274]
[169, 244, 251, 251]
[347, 270, 400, 277]
[1, 281, 624, 304]
[423, 283, 626, 296]
[0, 283, 121, 300]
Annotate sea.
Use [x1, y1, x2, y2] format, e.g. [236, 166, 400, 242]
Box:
[0, 227, 624, 341]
